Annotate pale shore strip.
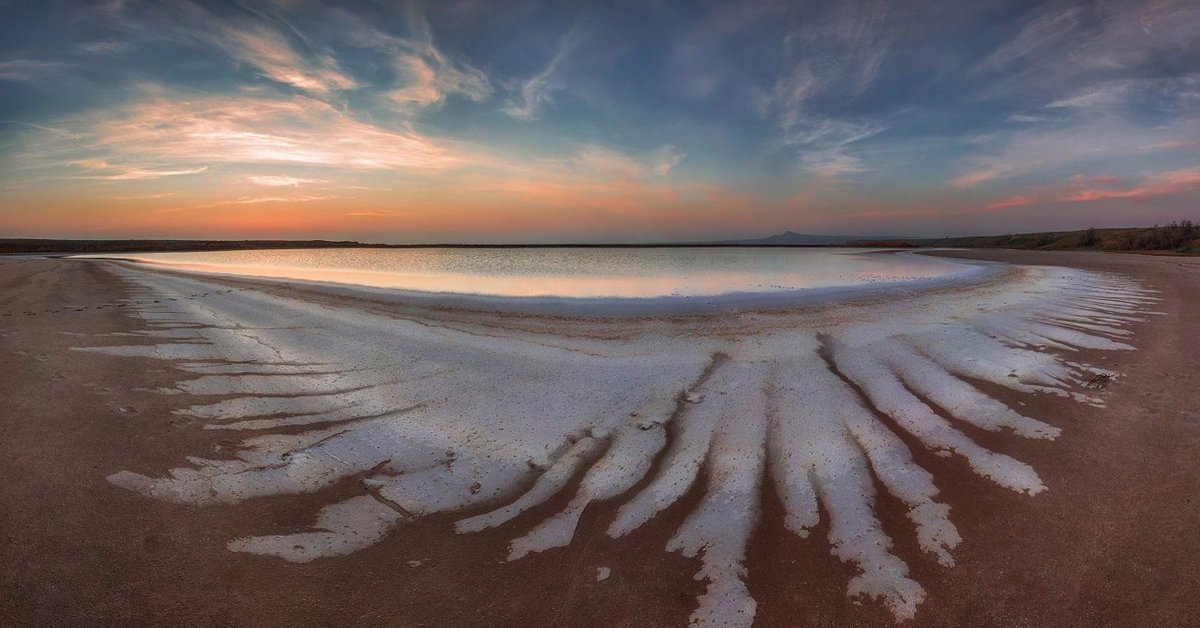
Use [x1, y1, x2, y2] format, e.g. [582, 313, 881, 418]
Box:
[1, 251, 1198, 627]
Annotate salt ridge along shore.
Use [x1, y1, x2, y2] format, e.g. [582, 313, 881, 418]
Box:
[61, 252, 1162, 627]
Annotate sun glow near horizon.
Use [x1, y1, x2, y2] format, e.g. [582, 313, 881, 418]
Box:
[1, 0, 1198, 242]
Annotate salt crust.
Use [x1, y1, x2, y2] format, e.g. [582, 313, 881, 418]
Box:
[90, 260, 1157, 625]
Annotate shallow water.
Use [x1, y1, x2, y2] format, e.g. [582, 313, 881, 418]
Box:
[100, 247, 978, 299]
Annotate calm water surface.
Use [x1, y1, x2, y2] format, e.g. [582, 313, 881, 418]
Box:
[109, 248, 977, 299]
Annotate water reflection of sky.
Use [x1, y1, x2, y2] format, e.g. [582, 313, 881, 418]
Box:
[112, 248, 972, 299]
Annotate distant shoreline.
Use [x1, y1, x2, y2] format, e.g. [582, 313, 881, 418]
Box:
[0, 241, 868, 255]
[2, 222, 1196, 255]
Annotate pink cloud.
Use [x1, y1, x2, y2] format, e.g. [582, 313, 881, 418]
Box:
[949, 169, 998, 187]
[984, 195, 1036, 210]
[1061, 169, 1200, 203]
[980, 169, 1200, 211]
[75, 92, 479, 173]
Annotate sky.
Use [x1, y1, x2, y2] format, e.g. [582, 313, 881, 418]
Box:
[0, 0, 1197, 243]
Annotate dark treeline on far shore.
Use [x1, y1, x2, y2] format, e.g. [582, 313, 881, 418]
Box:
[875, 221, 1199, 254]
[2, 221, 1197, 255]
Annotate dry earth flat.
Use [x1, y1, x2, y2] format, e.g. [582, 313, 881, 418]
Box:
[0, 250, 1197, 627]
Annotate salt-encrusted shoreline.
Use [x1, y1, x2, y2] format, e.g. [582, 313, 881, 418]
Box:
[73, 253, 1158, 626]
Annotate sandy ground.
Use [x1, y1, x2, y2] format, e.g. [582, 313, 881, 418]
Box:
[0, 250, 1197, 627]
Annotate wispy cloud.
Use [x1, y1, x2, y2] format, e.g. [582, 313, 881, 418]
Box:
[247, 175, 324, 187]
[977, 7, 1083, 74]
[765, 0, 895, 177]
[91, 1, 356, 96]
[1061, 168, 1200, 202]
[336, 4, 492, 111]
[67, 90, 479, 173]
[975, 0, 1200, 105]
[344, 209, 412, 218]
[563, 144, 685, 179]
[389, 54, 489, 108]
[219, 24, 355, 94]
[111, 191, 177, 200]
[196, 194, 335, 208]
[0, 59, 68, 81]
[647, 145, 686, 176]
[982, 168, 1200, 209]
[948, 115, 1199, 187]
[74, 40, 132, 56]
[504, 30, 578, 121]
[72, 159, 208, 181]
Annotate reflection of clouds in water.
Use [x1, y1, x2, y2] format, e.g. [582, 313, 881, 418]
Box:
[88, 261, 1156, 626]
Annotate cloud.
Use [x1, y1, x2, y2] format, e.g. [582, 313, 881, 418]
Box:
[111, 191, 177, 200]
[947, 115, 1199, 186]
[388, 53, 490, 109]
[765, 0, 895, 177]
[196, 194, 334, 208]
[1046, 80, 1136, 109]
[975, 0, 1200, 104]
[778, 116, 884, 178]
[67, 90, 478, 173]
[647, 145, 686, 176]
[0, 59, 68, 81]
[219, 24, 355, 94]
[1045, 75, 1200, 112]
[325, 4, 492, 111]
[1006, 114, 1053, 124]
[448, 143, 706, 221]
[343, 209, 411, 218]
[97, 2, 356, 96]
[983, 195, 1037, 210]
[950, 168, 1002, 187]
[981, 168, 1200, 209]
[562, 144, 686, 179]
[74, 40, 132, 55]
[665, 2, 782, 101]
[977, 7, 1083, 73]
[247, 175, 323, 187]
[1061, 168, 1200, 202]
[72, 159, 208, 181]
[504, 30, 577, 121]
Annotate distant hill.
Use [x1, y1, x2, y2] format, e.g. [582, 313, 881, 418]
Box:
[715, 231, 901, 246]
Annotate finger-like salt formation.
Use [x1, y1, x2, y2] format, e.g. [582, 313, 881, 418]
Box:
[607, 360, 747, 538]
[908, 329, 1074, 394]
[484, 395, 678, 557]
[228, 495, 406, 562]
[829, 337, 1047, 495]
[89, 257, 1155, 623]
[871, 339, 1060, 440]
[664, 362, 767, 628]
[456, 432, 605, 539]
[771, 357, 926, 618]
[765, 359, 820, 537]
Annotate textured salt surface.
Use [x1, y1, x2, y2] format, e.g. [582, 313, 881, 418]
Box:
[86, 259, 1157, 626]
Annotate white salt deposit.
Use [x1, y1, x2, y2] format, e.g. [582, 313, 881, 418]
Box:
[83, 255, 1158, 624]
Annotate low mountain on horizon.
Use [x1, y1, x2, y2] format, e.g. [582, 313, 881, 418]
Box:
[715, 231, 898, 246]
